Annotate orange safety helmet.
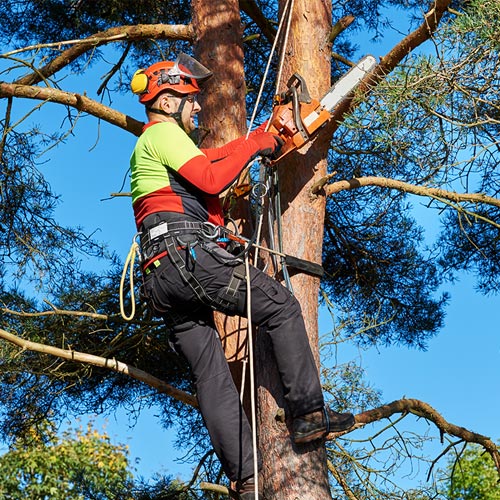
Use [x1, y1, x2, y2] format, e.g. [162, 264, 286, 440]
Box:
[131, 53, 212, 104]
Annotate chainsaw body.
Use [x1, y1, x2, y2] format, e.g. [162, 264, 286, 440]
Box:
[268, 74, 331, 162]
[267, 55, 377, 164]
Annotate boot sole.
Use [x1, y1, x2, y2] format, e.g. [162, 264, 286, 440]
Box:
[293, 428, 328, 444]
[293, 416, 355, 444]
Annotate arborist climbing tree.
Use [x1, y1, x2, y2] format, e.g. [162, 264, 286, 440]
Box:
[128, 52, 355, 500]
[2, 1, 500, 499]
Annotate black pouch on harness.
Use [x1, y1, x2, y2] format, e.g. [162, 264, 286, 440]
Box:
[163, 235, 247, 316]
[199, 241, 247, 315]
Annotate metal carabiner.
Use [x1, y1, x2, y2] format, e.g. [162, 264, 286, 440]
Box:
[200, 222, 220, 240]
[251, 181, 268, 201]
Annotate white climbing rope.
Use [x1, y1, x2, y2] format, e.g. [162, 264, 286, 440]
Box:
[119, 234, 141, 321]
[240, 1, 297, 498]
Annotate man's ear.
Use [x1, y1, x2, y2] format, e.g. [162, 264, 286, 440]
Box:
[158, 94, 175, 113]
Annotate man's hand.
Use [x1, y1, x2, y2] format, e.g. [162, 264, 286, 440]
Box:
[253, 132, 284, 159]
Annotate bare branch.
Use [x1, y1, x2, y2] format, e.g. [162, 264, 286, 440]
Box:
[12, 24, 194, 87]
[0, 82, 143, 136]
[328, 398, 500, 477]
[376, 0, 452, 75]
[319, 175, 500, 211]
[327, 0, 453, 133]
[327, 459, 359, 500]
[1, 306, 109, 321]
[199, 481, 231, 495]
[0, 327, 198, 408]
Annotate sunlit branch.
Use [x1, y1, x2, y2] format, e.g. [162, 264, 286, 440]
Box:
[0, 82, 143, 136]
[319, 175, 500, 212]
[1, 305, 109, 321]
[328, 398, 500, 477]
[327, 459, 359, 500]
[0, 327, 198, 408]
[327, 0, 453, 132]
[199, 481, 231, 495]
[10, 24, 194, 87]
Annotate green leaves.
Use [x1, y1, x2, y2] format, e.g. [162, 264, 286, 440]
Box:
[0, 420, 132, 499]
[445, 444, 500, 500]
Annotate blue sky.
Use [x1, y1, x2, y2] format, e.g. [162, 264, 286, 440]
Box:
[2, 3, 499, 490]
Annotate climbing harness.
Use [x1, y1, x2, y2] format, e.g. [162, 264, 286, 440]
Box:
[140, 219, 248, 315]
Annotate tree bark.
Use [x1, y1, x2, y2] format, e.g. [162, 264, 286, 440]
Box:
[192, 0, 247, 145]
[256, 0, 334, 498]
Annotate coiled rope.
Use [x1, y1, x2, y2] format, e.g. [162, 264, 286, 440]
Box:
[119, 235, 141, 321]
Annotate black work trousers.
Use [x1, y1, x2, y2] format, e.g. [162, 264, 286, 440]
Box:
[142, 237, 324, 482]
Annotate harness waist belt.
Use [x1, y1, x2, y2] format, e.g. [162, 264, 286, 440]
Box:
[140, 220, 224, 264]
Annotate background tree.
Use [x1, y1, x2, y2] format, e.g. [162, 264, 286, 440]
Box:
[0, 0, 499, 498]
[0, 420, 131, 499]
[443, 443, 500, 500]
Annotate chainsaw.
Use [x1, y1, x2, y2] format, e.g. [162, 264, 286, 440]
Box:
[267, 55, 377, 163]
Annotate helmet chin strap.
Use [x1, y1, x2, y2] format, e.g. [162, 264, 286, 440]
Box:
[146, 95, 189, 132]
[146, 96, 204, 145]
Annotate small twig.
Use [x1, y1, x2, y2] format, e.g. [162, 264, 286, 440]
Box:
[426, 439, 464, 481]
[97, 43, 131, 96]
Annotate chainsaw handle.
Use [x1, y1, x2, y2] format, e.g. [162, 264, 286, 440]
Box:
[290, 86, 309, 142]
[286, 73, 312, 104]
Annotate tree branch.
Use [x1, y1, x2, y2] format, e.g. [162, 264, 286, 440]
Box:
[328, 398, 500, 477]
[0, 327, 198, 408]
[328, 15, 355, 44]
[199, 481, 232, 496]
[327, 0, 453, 132]
[0, 82, 144, 136]
[327, 459, 359, 500]
[1, 305, 109, 321]
[12, 24, 194, 87]
[0, 23, 195, 135]
[239, 0, 276, 44]
[318, 175, 500, 211]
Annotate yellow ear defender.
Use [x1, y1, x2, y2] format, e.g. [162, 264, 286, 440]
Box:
[130, 69, 148, 95]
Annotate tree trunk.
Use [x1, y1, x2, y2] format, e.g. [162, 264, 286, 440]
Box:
[193, 0, 334, 498]
[191, 0, 251, 389]
[256, 0, 334, 498]
[192, 0, 247, 144]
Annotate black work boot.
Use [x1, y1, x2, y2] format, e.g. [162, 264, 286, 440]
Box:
[235, 475, 259, 499]
[292, 406, 355, 444]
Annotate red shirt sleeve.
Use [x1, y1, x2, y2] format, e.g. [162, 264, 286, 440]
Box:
[200, 121, 268, 162]
[178, 137, 261, 195]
